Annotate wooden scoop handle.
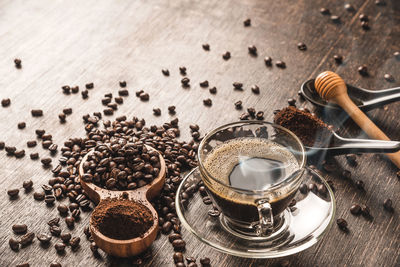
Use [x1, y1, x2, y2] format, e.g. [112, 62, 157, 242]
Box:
[335, 93, 400, 168]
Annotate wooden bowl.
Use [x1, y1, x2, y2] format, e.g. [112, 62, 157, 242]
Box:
[78, 145, 166, 257]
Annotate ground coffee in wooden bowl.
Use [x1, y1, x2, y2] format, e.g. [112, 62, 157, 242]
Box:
[92, 198, 154, 240]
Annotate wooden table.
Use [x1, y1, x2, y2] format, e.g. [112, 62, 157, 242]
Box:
[0, 0, 399, 266]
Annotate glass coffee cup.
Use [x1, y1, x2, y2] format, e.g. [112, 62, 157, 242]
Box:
[198, 121, 306, 237]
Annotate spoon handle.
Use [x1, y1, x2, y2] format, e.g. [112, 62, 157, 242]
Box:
[335, 93, 400, 168]
[364, 87, 400, 107]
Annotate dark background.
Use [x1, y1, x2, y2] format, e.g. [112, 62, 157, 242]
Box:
[0, 0, 399, 266]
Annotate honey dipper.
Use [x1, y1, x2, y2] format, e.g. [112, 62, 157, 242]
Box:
[314, 71, 400, 168]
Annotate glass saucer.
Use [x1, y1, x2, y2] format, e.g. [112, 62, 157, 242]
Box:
[175, 167, 335, 258]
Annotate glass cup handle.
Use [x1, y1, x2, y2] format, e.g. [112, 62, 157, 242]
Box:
[256, 199, 274, 236]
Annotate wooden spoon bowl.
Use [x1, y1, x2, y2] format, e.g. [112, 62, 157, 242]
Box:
[78, 145, 166, 257]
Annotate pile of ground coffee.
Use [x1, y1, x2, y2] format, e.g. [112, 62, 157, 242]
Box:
[92, 198, 154, 240]
[273, 106, 332, 147]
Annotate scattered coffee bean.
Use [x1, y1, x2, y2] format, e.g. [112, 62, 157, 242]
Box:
[172, 239, 186, 251]
[350, 204, 361, 215]
[81, 89, 89, 99]
[45, 195, 56, 204]
[60, 233, 71, 243]
[222, 51, 231, 60]
[152, 108, 161, 116]
[85, 83, 94, 89]
[14, 58, 22, 68]
[9, 238, 19, 250]
[383, 198, 393, 211]
[333, 54, 343, 64]
[15, 150, 25, 158]
[234, 100, 243, 109]
[70, 236, 80, 249]
[162, 68, 170, 76]
[308, 183, 317, 194]
[50, 226, 62, 237]
[5, 146, 16, 155]
[361, 20, 370, 30]
[0, 141, 4, 149]
[355, 180, 364, 190]
[208, 209, 220, 217]
[37, 233, 52, 244]
[243, 18, 251, 26]
[62, 108, 72, 115]
[317, 184, 327, 195]
[336, 218, 348, 231]
[169, 233, 182, 243]
[20, 232, 35, 246]
[233, 82, 243, 90]
[202, 44, 210, 51]
[162, 221, 172, 234]
[57, 204, 69, 215]
[50, 262, 61, 267]
[384, 73, 394, 82]
[31, 109, 43, 117]
[297, 42, 307, 51]
[320, 8, 330, 15]
[22, 180, 33, 191]
[358, 65, 368, 76]
[209, 87, 217, 94]
[113, 97, 123, 104]
[189, 124, 200, 132]
[200, 257, 211, 266]
[174, 252, 184, 263]
[41, 157, 52, 166]
[30, 152, 39, 160]
[140, 92, 150, 101]
[361, 204, 371, 217]
[33, 191, 45, 200]
[275, 61, 286, 68]
[251, 85, 260, 94]
[330, 15, 340, 23]
[27, 140, 37, 147]
[118, 81, 127, 88]
[264, 56, 272, 66]
[202, 196, 212, 205]
[299, 183, 308, 194]
[248, 45, 257, 55]
[118, 89, 129, 96]
[1, 98, 11, 107]
[203, 98, 212, 106]
[18, 122, 26, 129]
[16, 264, 29, 267]
[7, 188, 19, 198]
[344, 3, 354, 11]
[71, 86, 79, 93]
[179, 66, 187, 75]
[256, 111, 264, 120]
[288, 98, 296, 106]
[200, 80, 209, 87]
[359, 14, 369, 22]
[12, 224, 28, 234]
[55, 242, 66, 253]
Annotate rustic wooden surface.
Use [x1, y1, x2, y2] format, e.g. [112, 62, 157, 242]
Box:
[0, 0, 399, 266]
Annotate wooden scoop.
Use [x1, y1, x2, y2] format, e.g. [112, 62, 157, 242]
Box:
[78, 145, 166, 257]
[314, 71, 400, 169]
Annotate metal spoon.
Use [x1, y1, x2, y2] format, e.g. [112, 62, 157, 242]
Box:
[301, 79, 400, 111]
[305, 131, 400, 157]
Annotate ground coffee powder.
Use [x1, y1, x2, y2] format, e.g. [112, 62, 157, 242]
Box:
[92, 198, 154, 240]
[273, 106, 332, 147]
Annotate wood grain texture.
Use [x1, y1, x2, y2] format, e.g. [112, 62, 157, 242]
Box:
[0, 0, 399, 266]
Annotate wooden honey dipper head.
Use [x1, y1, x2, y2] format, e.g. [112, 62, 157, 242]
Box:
[314, 71, 347, 102]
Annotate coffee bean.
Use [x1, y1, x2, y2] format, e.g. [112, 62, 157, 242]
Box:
[251, 85, 260, 94]
[383, 198, 393, 211]
[50, 226, 62, 236]
[336, 218, 348, 231]
[50, 262, 62, 267]
[256, 111, 264, 120]
[119, 81, 127, 87]
[16, 264, 29, 267]
[189, 124, 199, 132]
[12, 224, 27, 234]
[7, 188, 19, 197]
[179, 66, 187, 75]
[234, 100, 242, 109]
[13, 58, 22, 68]
[355, 180, 364, 190]
[333, 54, 343, 64]
[173, 252, 184, 263]
[162, 221, 172, 234]
[31, 109, 43, 117]
[113, 97, 123, 104]
[60, 232, 71, 243]
[350, 204, 361, 215]
[172, 239, 186, 251]
[104, 108, 113, 115]
[45, 195, 56, 204]
[358, 65, 368, 76]
[275, 61, 286, 68]
[248, 45, 257, 55]
[359, 14, 368, 22]
[203, 98, 212, 106]
[222, 51, 231, 60]
[188, 263, 198, 267]
[153, 108, 161, 116]
[15, 150, 25, 158]
[118, 89, 129, 96]
[9, 238, 19, 250]
[27, 140, 37, 147]
[233, 82, 243, 90]
[200, 80, 209, 87]
[208, 209, 220, 217]
[288, 98, 296, 106]
[361, 21, 370, 30]
[22, 180, 33, 191]
[81, 90, 89, 99]
[330, 15, 340, 22]
[308, 183, 317, 194]
[299, 184, 308, 194]
[1, 98, 11, 107]
[202, 196, 212, 205]
[71, 209, 81, 219]
[33, 191, 45, 200]
[176, 263, 185, 267]
[17, 122, 26, 129]
[202, 44, 210, 51]
[243, 18, 251, 26]
[200, 257, 211, 266]
[140, 93, 149, 101]
[0, 141, 4, 149]
[207, 86, 217, 94]
[317, 184, 327, 195]
[320, 8, 330, 15]
[297, 42, 307, 51]
[394, 51, 400, 59]
[169, 233, 182, 243]
[85, 83, 94, 89]
[55, 242, 66, 253]
[162, 69, 170, 76]
[20, 232, 35, 246]
[49, 144, 58, 153]
[70, 236, 80, 249]
[41, 157, 52, 166]
[361, 204, 371, 217]
[384, 73, 394, 82]
[57, 204, 69, 214]
[37, 233, 52, 243]
[90, 242, 98, 253]
[264, 56, 272, 66]
[5, 146, 16, 155]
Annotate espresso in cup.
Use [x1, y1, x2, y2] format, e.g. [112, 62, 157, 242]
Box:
[202, 137, 299, 223]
